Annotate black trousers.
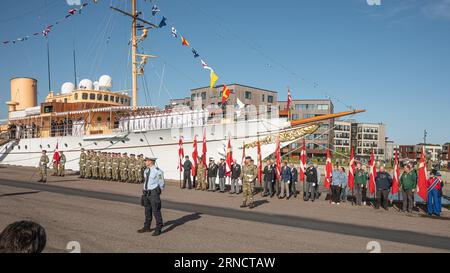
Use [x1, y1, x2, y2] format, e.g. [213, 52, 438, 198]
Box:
[376, 189, 389, 209]
[331, 185, 341, 203]
[183, 172, 192, 189]
[143, 188, 163, 231]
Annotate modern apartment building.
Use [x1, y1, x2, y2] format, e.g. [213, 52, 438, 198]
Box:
[333, 120, 387, 161]
[278, 99, 334, 158]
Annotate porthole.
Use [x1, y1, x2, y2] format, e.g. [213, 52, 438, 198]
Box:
[159, 137, 163, 140]
[47, 144, 50, 148]
[64, 143, 68, 147]
[78, 143, 82, 147]
[140, 139, 144, 142]
[39, 145, 42, 148]
[25, 145, 27, 150]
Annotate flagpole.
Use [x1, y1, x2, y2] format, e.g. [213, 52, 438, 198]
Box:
[46, 37, 51, 93]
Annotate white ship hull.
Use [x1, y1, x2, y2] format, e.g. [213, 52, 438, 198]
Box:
[0, 118, 297, 180]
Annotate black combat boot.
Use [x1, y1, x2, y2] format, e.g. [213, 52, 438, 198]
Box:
[240, 203, 247, 208]
[152, 230, 161, 236]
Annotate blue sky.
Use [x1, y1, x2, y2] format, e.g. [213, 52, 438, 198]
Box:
[0, 0, 449, 145]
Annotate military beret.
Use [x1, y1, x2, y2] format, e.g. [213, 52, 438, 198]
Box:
[245, 156, 252, 160]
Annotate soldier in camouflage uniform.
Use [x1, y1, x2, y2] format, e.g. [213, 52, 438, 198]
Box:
[128, 154, 136, 183]
[99, 152, 106, 180]
[57, 151, 66, 177]
[79, 148, 86, 178]
[112, 153, 120, 181]
[85, 150, 92, 179]
[135, 154, 145, 184]
[120, 153, 129, 182]
[195, 157, 207, 191]
[38, 150, 49, 183]
[240, 156, 258, 209]
[105, 153, 113, 181]
[92, 151, 100, 179]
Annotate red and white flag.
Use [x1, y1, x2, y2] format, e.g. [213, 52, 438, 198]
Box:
[417, 146, 428, 202]
[53, 142, 59, 165]
[178, 137, 184, 173]
[348, 146, 355, 190]
[369, 149, 377, 194]
[286, 88, 292, 111]
[257, 141, 262, 185]
[275, 136, 281, 182]
[192, 136, 198, 177]
[324, 149, 332, 189]
[392, 150, 400, 195]
[226, 137, 233, 177]
[299, 138, 306, 181]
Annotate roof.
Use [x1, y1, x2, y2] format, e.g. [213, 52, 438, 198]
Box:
[191, 83, 277, 94]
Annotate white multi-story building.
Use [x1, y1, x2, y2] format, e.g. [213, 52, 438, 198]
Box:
[415, 144, 443, 162]
[334, 120, 387, 161]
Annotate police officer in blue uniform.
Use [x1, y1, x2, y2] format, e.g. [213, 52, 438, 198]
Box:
[138, 157, 165, 236]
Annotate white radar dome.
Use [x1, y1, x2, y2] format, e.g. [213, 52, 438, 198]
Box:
[98, 75, 112, 89]
[78, 79, 93, 90]
[61, 82, 75, 94]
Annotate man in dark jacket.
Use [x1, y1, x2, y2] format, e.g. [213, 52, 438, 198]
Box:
[279, 161, 291, 199]
[182, 156, 193, 189]
[218, 158, 227, 193]
[262, 160, 273, 197]
[289, 163, 298, 199]
[305, 163, 318, 201]
[230, 159, 241, 194]
[207, 158, 218, 192]
[375, 165, 392, 210]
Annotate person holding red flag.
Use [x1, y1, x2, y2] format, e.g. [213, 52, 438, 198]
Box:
[324, 150, 333, 203]
[368, 149, 377, 203]
[417, 147, 428, 203]
[202, 128, 207, 167]
[52, 143, 60, 176]
[391, 150, 400, 204]
[304, 162, 318, 202]
[191, 136, 198, 188]
[299, 139, 307, 197]
[178, 137, 185, 188]
[400, 164, 418, 213]
[426, 171, 444, 217]
[348, 147, 355, 203]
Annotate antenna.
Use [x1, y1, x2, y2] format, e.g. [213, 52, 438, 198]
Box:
[73, 48, 78, 87]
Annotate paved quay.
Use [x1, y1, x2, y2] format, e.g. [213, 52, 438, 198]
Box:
[0, 165, 449, 253]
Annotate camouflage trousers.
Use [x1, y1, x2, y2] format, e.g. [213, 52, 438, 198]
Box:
[58, 164, 65, 176]
[79, 164, 86, 178]
[85, 166, 92, 178]
[92, 166, 99, 178]
[112, 168, 119, 181]
[196, 177, 208, 191]
[135, 169, 143, 183]
[242, 182, 254, 206]
[106, 168, 112, 180]
[120, 169, 128, 182]
[99, 166, 106, 179]
[38, 166, 47, 181]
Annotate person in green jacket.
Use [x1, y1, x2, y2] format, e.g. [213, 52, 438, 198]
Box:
[354, 163, 369, 206]
[400, 164, 417, 213]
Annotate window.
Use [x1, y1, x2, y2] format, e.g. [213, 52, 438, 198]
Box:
[97, 94, 102, 101]
[191, 94, 196, 101]
[317, 104, 329, 110]
[97, 116, 102, 122]
[115, 96, 120, 103]
[201, 92, 206, 100]
[262, 94, 265, 102]
[64, 98, 67, 103]
[291, 114, 299, 120]
[103, 94, 108, 102]
[110, 96, 114, 102]
[74, 93, 78, 100]
[89, 93, 95, 100]
[82, 93, 88, 100]
[304, 114, 315, 118]
[268, 95, 273, 103]
[245, 91, 252, 100]
[120, 97, 124, 104]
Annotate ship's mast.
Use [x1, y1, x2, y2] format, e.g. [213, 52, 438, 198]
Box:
[131, 0, 137, 110]
[111, 0, 157, 111]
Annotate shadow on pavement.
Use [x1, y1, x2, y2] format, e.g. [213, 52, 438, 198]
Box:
[0, 191, 41, 197]
[162, 212, 202, 234]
